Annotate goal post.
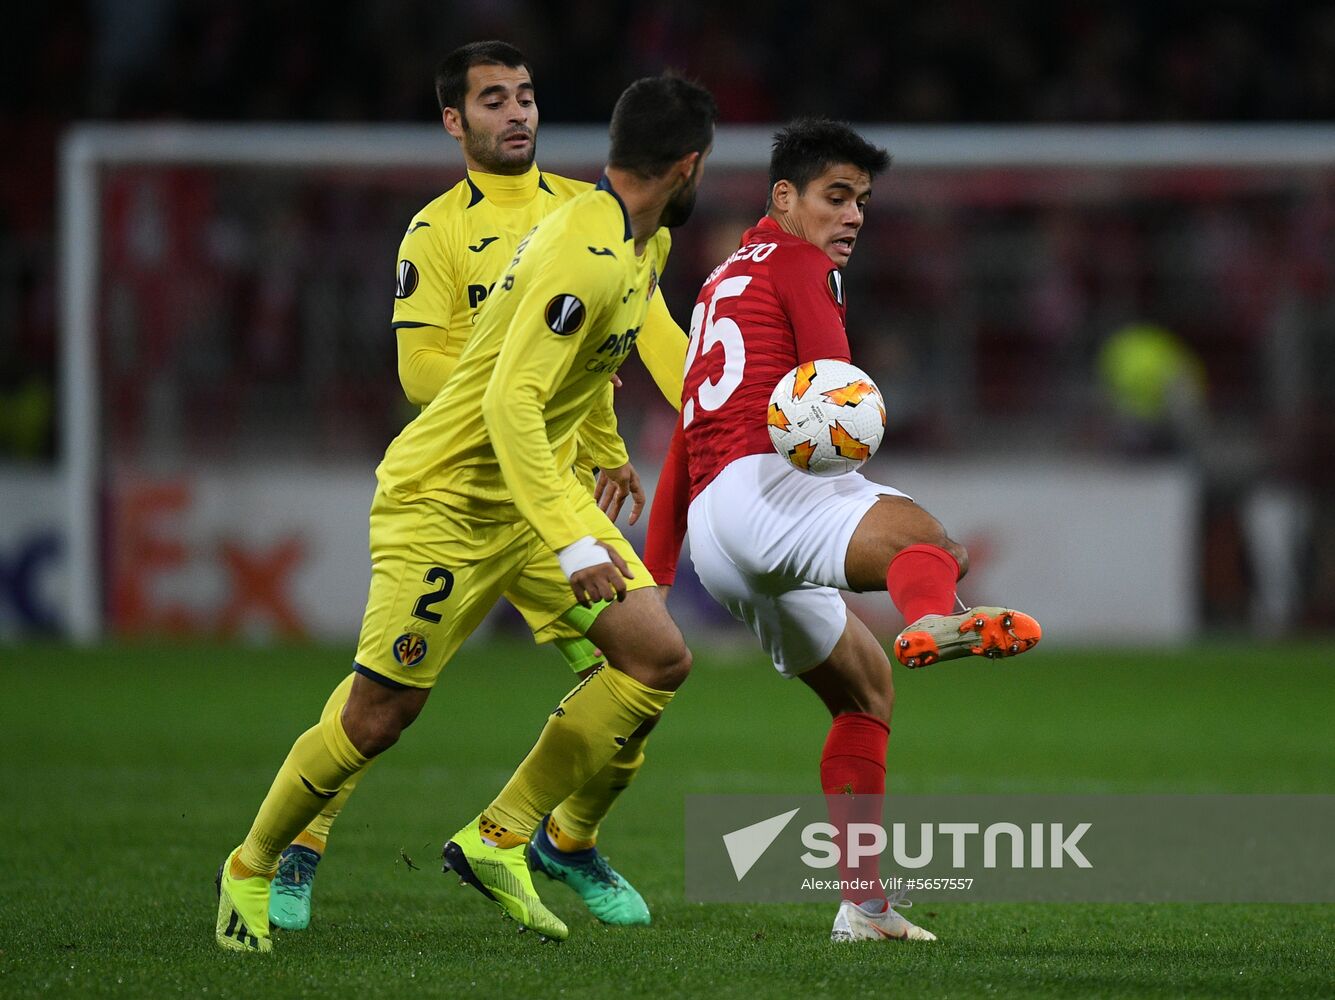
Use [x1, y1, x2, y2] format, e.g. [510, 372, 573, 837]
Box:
[58, 123, 1335, 642]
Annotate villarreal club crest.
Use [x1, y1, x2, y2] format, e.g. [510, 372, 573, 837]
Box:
[392, 631, 428, 668]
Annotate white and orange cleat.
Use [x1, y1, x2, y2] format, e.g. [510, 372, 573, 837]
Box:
[830, 899, 937, 942]
[894, 606, 1041, 669]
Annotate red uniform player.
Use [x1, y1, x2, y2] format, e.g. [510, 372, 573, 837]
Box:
[644, 119, 1041, 943]
[678, 213, 853, 498]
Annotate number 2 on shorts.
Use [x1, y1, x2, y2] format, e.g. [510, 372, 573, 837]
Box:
[412, 567, 455, 624]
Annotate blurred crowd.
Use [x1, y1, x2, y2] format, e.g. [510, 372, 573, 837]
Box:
[11, 2, 1335, 123]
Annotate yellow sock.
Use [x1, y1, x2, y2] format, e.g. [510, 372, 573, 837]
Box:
[237, 690, 369, 877]
[292, 674, 371, 855]
[292, 829, 328, 854]
[485, 667, 673, 838]
[300, 778, 357, 852]
[550, 730, 650, 848]
[229, 852, 267, 881]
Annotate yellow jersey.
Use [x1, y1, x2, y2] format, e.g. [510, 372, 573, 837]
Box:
[391, 163, 686, 471]
[377, 176, 672, 552]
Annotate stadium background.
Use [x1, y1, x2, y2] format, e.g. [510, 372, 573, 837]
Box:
[3, 2, 1335, 643]
[2, 4, 1334, 997]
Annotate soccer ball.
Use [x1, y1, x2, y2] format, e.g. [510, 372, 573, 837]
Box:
[767, 359, 886, 477]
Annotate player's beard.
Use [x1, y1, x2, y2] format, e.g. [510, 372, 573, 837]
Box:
[461, 118, 536, 175]
[660, 169, 700, 229]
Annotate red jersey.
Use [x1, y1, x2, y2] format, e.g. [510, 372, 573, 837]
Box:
[644, 216, 852, 584]
[681, 216, 851, 498]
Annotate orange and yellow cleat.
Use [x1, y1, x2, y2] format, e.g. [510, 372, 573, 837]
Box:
[894, 607, 1041, 669]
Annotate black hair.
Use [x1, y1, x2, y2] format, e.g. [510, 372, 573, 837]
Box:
[608, 75, 718, 179]
[435, 40, 529, 112]
[768, 118, 891, 198]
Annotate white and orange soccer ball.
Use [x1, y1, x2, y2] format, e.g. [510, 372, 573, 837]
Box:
[767, 359, 886, 477]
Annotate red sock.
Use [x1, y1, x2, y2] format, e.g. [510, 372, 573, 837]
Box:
[886, 543, 959, 626]
[821, 712, 890, 905]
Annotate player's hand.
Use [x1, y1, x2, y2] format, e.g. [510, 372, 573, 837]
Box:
[595, 461, 645, 525]
[609, 373, 623, 389]
[569, 543, 635, 607]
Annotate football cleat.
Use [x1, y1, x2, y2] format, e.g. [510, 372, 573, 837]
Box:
[215, 847, 273, 953]
[830, 898, 937, 942]
[528, 815, 651, 926]
[442, 818, 569, 941]
[269, 844, 321, 931]
[894, 606, 1041, 669]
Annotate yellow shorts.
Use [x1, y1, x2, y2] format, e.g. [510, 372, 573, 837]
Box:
[353, 485, 653, 689]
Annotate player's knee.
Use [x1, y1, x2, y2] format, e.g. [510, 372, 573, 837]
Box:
[341, 691, 425, 758]
[662, 643, 693, 691]
[643, 641, 692, 692]
[342, 711, 403, 757]
[900, 531, 967, 579]
[593, 597, 693, 690]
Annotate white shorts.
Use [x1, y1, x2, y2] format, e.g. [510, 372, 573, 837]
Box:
[687, 453, 910, 678]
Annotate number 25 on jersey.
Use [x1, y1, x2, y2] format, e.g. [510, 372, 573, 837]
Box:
[682, 276, 752, 426]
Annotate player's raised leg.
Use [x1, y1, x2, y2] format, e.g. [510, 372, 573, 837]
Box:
[843, 496, 1041, 667]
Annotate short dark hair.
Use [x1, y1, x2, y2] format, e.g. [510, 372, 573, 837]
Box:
[435, 41, 530, 112]
[769, 118, 891, 196]
[608, 75, 718, 179]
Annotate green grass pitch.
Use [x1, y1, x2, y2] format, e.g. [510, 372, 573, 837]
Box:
[3, 638, 1332, 998]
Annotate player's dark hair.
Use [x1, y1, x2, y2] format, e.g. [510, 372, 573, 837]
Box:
[608, 75, 718, 179]
[768, 118, 891, 202]
[435, 41, 530, 112]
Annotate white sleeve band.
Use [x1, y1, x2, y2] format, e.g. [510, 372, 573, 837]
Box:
[557, 535, 609, 579]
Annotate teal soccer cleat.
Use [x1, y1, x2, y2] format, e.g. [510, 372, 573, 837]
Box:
[269, 844, 321, 931]
[527, 816, 650, 926]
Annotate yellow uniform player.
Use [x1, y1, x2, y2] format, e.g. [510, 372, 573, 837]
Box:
[393, 169, 685, 421]
[215, 71, 717, 952]
[268, 44, 689, 935]
[359, 176, 673, 685]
